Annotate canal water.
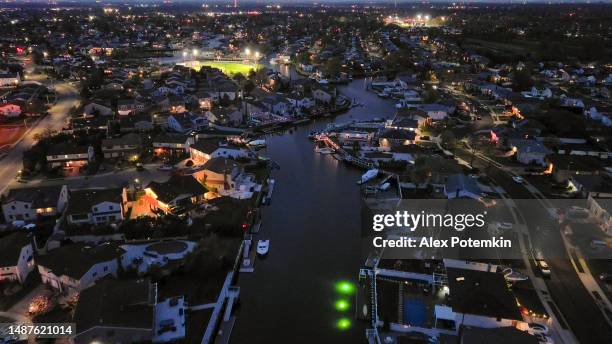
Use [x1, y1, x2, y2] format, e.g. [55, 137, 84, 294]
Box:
[231, 78, 397, 343]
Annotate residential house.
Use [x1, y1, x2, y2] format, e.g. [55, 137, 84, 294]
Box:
[0, 231, 35, 284]
[189, 139, 252, 165]
[312, 85, 336, 104]
[569, 175, 612, 199]
[545, 154, 607, 183]
[286, 93, 315, 110]
[82, 102, 113, 117]
[0, 72, 20, 87]
[144, 175, 208, 214]
[37, 242, 124, 293]
[152, 134, 191, 157]
[206, 107, 243, 126]
[418, 103, 454, 121]
[116, 98, 143, 116]
[46, 143, 95, 170]
[167, 112, 207, 133]
[379, 128, 417, 150]
[2, 185, 69, 222]
[444, 174, 483, 199]
[72, 278, 186, 344]
[197, 157, 244, 191]
[168, 95, 186, 113]
[118, 113, 154, 132]
[587, 196, 611, 236]
[508, 139, 551, 166]
[261, 94, 292, 115]
[101, 133, 142, 160]
[65, 188, 126, 225]
[196, 90, 214, 109]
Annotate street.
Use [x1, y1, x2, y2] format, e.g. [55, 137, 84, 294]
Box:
[0, 82, 79, 194]
[457, 148, 612, 344]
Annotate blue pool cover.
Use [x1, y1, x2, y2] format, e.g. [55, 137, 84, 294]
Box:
[404, 298, 426, 327]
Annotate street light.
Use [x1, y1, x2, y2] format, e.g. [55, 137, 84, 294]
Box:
[192, 48, 199, 56]
[244, 48, 251, 57]
[254, 51, 260, 59]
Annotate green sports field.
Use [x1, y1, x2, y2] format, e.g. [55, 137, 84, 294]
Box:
[196, 61, 261, 76]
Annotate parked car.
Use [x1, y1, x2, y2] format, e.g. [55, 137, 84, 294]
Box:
[157, 164, 174, 171]
[136, 162, 144, 171]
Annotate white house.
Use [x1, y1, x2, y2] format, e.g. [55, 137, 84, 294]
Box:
[37, 243, 124, 293]
[189, 139, 253, 165]
[0, 72, 20, 87]
[65, 188, 126, 225]
[2, 185, 69, 222]
[0, 231, 35, 284]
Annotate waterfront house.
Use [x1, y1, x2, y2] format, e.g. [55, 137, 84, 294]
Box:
[72, 278, 186, 344]
[37, 242, 124, 293]
[101, 133, 142, 160]
[2, 185, 69, 222]
[189, 139, 252, 165]
[65, 188, 126, 225]
[197, 157, 244, 192]
[0, 231, 35, 284]
[46, 143, 95, 171]
[379, 128, 417, 150]
[144, 175, 208, 214]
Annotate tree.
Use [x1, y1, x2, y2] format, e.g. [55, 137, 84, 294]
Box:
[512, 68, 533, 91]
[322, 57, 342, 77]
[440, 130, 457, 150]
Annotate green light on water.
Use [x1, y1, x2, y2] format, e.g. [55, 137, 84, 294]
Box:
[336, 318, 351, 330]
[335, 281, 355, 295]
[335, 299, 350, 311]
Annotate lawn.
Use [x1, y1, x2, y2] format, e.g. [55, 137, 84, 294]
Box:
[195, 61, 261, 76]
[0, 124, 27, 148]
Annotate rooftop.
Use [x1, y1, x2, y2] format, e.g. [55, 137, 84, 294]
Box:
[446, 267, 522, 321]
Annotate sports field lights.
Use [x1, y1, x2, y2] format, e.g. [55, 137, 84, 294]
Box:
[336, 318, 351, 330]
[335, 281, 355, 294]
[335, 299, 350, 312]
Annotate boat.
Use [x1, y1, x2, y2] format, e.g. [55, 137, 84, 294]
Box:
[257, 240, 270, 256]
[316, 147, 333, 154]
[357, 169, 379, 184]
[377, 91, 390, 98]
[247, 139, 267, 148]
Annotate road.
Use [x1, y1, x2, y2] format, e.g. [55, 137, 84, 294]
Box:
[0, 82, 79, 194]
[457, 148, 612, 344]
